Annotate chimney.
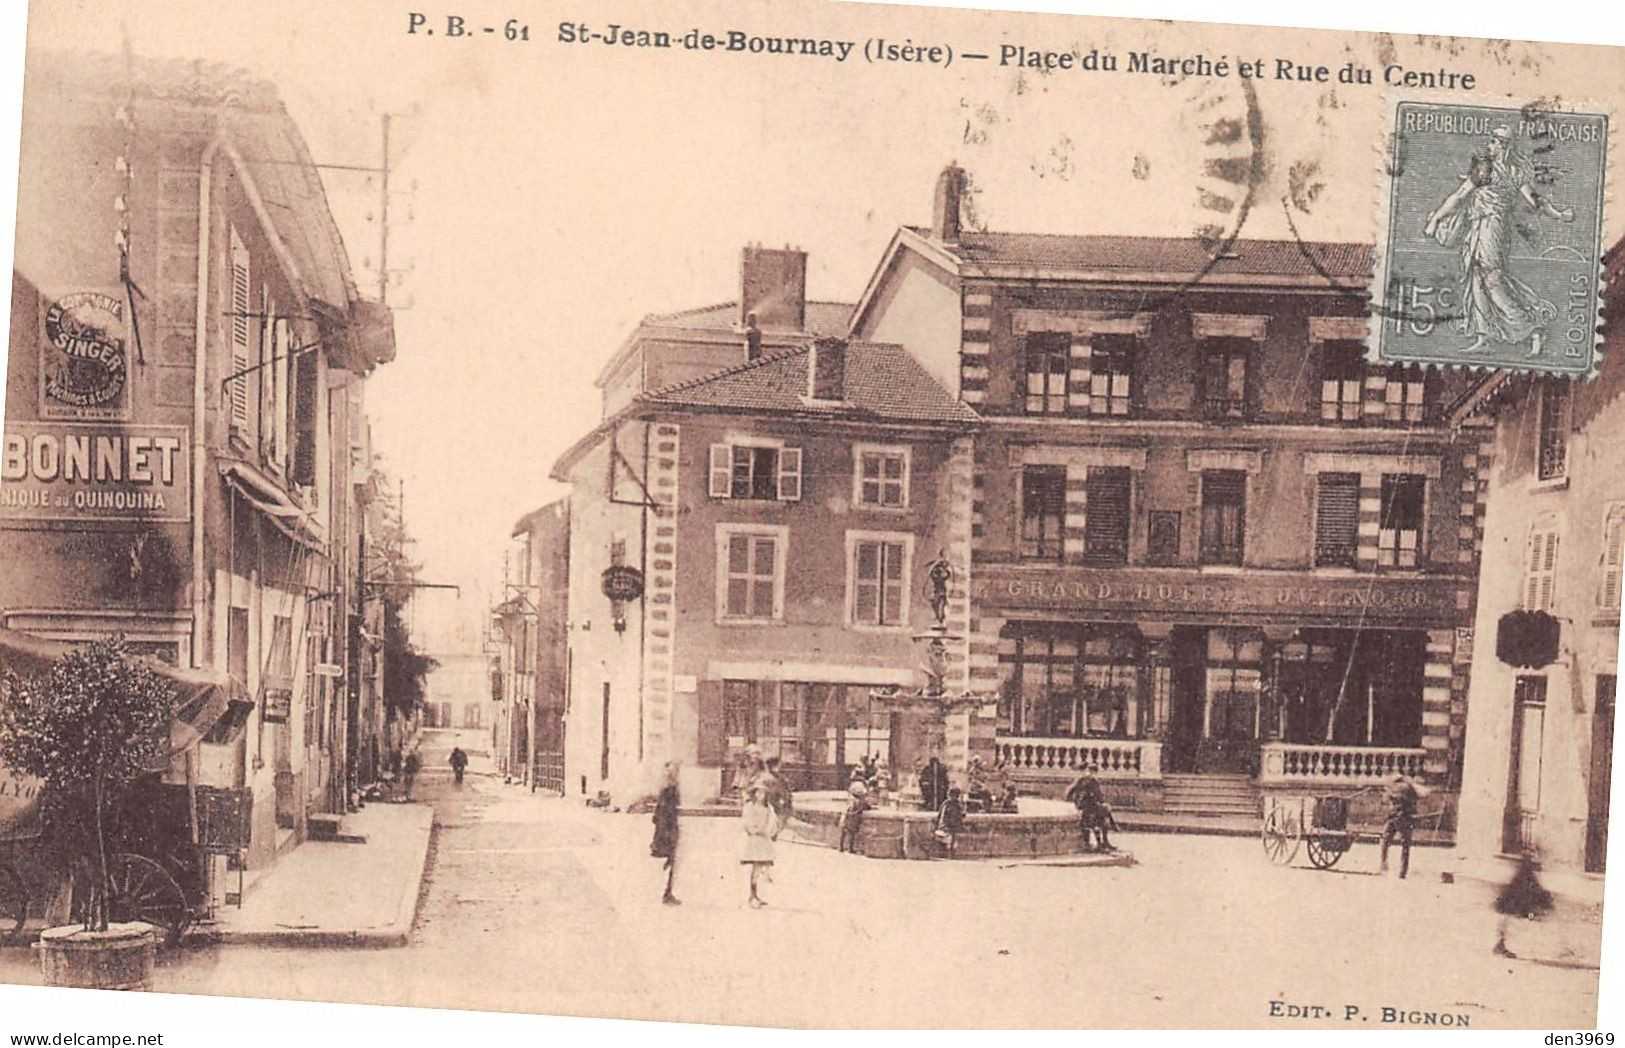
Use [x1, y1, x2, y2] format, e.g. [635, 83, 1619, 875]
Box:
[932, 163, 965, 244]
[739, 245, 807, 331]
[808, 337, 848, 402]
[743, 311, 762, 361]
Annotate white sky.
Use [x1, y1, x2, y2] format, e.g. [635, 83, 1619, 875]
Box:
[18, 0, 1625, 637]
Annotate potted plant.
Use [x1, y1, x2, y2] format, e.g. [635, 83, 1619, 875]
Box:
[0, 635, 175, 990]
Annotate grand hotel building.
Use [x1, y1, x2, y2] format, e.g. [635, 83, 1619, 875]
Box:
[851, 167, 1487, 816]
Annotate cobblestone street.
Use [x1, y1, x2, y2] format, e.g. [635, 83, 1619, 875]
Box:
[0, 730, 1600, 1028]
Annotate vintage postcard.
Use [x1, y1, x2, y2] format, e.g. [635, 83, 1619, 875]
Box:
[0, 0, 1622, 1035]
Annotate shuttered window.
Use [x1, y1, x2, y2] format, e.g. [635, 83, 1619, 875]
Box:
[1315, 473, 1361, 567]
[228, 227, 252, 434]
[1199, 470, 1246, 565]
[292, 348, 319, 487]
[1020, 466, 1066, 560]
[1600, 505, 1625, 617]
[708, 444, 802, 501]
[1378, 474, 1425, 568]
[1083, 467, 1131, 565]
[852, 538, 908, 626]
[1525, 528, 1560, 612]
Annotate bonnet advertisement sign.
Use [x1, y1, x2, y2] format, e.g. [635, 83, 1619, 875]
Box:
[38, 288, 132, 421]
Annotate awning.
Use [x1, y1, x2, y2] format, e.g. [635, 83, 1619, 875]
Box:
[0, 626, 236, 804]
[221, 461, 325, 552]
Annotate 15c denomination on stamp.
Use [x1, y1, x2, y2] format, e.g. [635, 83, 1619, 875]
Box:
[1374, 100, 1609, 378]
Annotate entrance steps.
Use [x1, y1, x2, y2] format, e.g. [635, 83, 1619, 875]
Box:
[1160, 773, 1260, 817]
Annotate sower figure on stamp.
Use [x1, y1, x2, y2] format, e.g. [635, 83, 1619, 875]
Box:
[1380, 772, 1429, 878]
[1424, 125, 1575, 356]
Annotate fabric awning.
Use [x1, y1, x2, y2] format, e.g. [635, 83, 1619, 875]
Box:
[220, 461, 326, 552]
[0, 627, 235, 835]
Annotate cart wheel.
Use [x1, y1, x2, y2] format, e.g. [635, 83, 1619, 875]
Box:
[107, 854, 190, 948]
[1261, 806, 1301, 866]
[1306, 835, 1348, 870]
[0, 864, 27, 946]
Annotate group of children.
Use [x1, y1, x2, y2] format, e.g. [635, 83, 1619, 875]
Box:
[836, 753, 1022, 857]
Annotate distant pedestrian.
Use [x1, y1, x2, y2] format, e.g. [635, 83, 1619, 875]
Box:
[839, 780, 871, 853]
[449, 747, 468, 786]
[1494, 853, 1554, 958]
[933, 786, 966, 857]
[919, 755, 949, 813]
[651, 760, 682, 906]
[1380, 773, 1429, 878]
[741, 782, 776, 908]
[401, 749, 421, 800]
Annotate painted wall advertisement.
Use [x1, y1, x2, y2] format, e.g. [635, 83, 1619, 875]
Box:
[38, 288, 133, 421]
[0, 422, 190, 523]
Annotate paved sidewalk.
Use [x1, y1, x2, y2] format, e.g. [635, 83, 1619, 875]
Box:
[207, 801, 434, 947]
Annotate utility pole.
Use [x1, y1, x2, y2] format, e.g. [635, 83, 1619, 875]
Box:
[379, 113, 391, 305]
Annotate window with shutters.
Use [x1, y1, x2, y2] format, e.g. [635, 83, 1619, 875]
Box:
[1538, 380, 1571, 481]
[1314, 473, 1361, 568]
[1088, 336, 1134, 416]
[1020, 466, 1066, 561]
[1378, 474, 1425, 569]
[1599, 504, 1625, 620]
[1319, 342, 1364, 422]
[1524, 526, 1560, 612]
[708, 443, 801, 501]
[1023, 332, 1071, 415]
[1201, 340, 1249, 419]
[228, 227, 252, 436]
[292, 346, 319, 488]
[1083, 467, 1131, 565]
[1385, 365, 1428, 423]
[849, 533, 911, 628]
[717, 525, 787, 622]
[1199, 470, 1246, 565]
[854, 445, 909, 508]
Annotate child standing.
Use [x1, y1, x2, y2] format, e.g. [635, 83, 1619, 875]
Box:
[839, 780, 871, 853]
[741, 782, 776, 908]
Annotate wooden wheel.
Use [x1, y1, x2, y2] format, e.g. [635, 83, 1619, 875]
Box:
[1306, 834, 1350, 869]
[1261, 804, 1301, 865]
[0, 864, 27, 946]
[107, 853, 190, 948]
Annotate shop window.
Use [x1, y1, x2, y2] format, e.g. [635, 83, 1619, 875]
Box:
[1020, 466, 1066, 561]
[1206, 629, 1262, 740]
[1146, 510, 1181, 566]
[1083, 467, 1131, 565]
[854, 445, 909, 508]
[708, 443, 802, 501]
[718, 527, 786, 621]
[1524, 526, 1560, 613]
[1538, 380, 1570, 482]
[1006, 629, 1080, 737]
[1314, 473, 1361, 568]
[1319, 341, 1364, 422]
[1278, 633, 1348, 743]
[1385, 365, 1428, 423]
[1079, 631, 1142, 737]
[1199, 470, 1246, 565]
[1023, 332, 1071, 415]
[1088, 336, 1134, 416]
[1201, 340, 1249, 419]
[1378, 474, 1425, 569]
[721, 682, 890, 771]
[850, 535, 910, 627]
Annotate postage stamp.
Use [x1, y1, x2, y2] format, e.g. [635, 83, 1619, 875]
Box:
[1373, 100, 1609, 378]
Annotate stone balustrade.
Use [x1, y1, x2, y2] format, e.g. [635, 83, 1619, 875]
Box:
[1258, 742, 1426, 784]
[994, 736, 1161, 779]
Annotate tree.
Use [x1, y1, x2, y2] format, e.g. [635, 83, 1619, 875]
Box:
[0, 636, 173, 931]
[367, 459, 437, 717]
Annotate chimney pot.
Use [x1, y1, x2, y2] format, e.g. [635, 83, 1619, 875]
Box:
[933, 163, 965, 244]
[809, 337, 848, 402]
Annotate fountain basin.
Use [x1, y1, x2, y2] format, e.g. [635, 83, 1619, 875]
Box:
[790, 791, 1093, 860]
